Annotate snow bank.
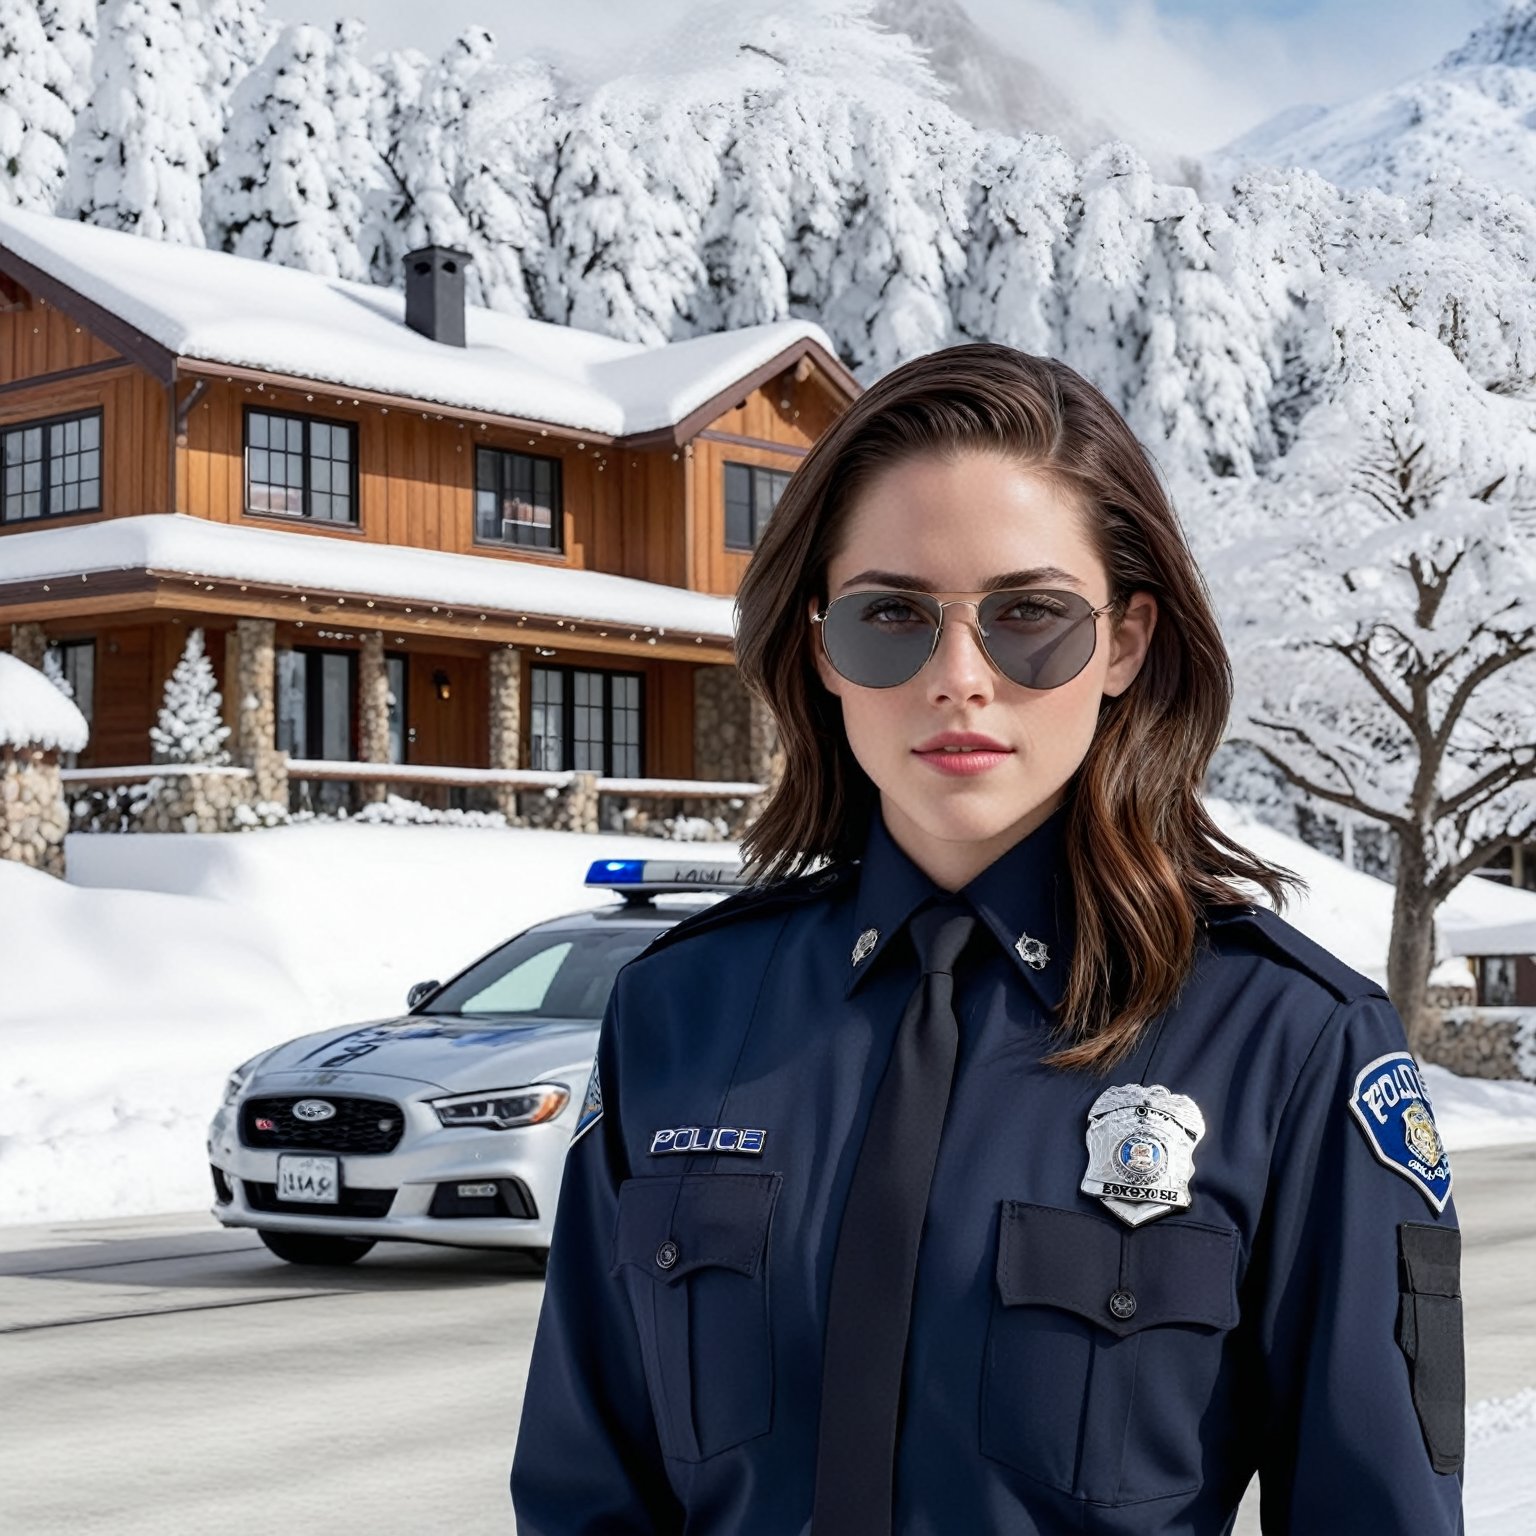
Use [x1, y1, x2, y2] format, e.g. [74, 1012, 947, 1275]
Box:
[1466, 1389, 1536, 1534]
[0, 651, 89, 753]
[1208, 798, 1536, 977]
[5, 811, 1536, 1227]
[1423, 1066, 1536, 1151]
[0, 823, 738, 1224]
[0, 204, 836, 439]
[0, 514, 738, 639]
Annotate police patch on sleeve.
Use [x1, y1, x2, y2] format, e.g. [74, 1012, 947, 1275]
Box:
[1347, 1051, 1452, 1213]
[569, 1058, 603, 1148]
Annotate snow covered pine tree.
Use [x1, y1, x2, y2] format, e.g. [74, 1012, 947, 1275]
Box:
[150, 629, 232, 766]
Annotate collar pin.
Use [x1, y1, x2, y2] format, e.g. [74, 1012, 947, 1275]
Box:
[1014, 932, 1049, 970]
[851, 927, 879, 966]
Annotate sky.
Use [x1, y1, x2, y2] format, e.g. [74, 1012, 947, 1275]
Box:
[265, 0, 1508, 156]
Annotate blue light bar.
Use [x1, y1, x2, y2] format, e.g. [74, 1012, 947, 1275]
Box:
[584, 857, 747, 894]
[587, 859, 645, 885]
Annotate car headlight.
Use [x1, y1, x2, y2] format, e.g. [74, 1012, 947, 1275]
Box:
[430, 1083, 570, 1130]
[220, 1053, 267, 1107]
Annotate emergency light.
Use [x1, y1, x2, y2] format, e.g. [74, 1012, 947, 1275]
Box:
[584, 858, 747, 900]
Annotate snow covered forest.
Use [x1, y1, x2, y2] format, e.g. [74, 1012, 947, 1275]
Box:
[9, 0, 1536, 1031]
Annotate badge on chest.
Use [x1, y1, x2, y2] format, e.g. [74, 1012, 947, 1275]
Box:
[1080, 1083, 1206, 1226]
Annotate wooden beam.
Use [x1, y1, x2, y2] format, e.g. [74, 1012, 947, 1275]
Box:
[695, 429, 809, 457]
[0, 357, 134, 400]
[0, 244, 178, 383]
[0, 567, 737, 664]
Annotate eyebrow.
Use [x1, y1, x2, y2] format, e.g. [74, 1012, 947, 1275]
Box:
[836, 566, 1087, 594]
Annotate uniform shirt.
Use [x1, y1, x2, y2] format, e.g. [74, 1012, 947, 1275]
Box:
[511, 802, 1465, 1534]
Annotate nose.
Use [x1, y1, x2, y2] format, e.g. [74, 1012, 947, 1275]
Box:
[923, 603, 995, 706]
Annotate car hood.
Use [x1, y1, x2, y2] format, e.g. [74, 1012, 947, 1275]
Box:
[247, 1014, 601, 1096]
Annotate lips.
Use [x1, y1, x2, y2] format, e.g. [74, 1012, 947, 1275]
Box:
[912, 732, 1014, 777]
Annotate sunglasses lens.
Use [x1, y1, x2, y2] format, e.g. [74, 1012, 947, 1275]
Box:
[821, 591, 939, 687]
[979, 589, 1099, 688]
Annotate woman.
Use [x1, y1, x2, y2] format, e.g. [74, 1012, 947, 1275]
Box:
[511, 344, 1464, 1533]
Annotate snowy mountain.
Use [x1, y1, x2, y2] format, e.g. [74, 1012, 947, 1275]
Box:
[869, 0, 1117, 157]
[1207, 0, 1536, 202]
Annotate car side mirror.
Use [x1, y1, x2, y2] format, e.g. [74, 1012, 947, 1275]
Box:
[406, 980, 439, 1010]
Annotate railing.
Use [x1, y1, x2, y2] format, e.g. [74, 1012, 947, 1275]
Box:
[58, 759, 766, 840]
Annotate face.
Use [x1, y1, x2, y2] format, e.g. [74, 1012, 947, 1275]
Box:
[810, 450, 1158, 890]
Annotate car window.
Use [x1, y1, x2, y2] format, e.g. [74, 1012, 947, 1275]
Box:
[421, 927, 664, 1021]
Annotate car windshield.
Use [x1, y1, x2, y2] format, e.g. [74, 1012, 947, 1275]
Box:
[419, 925, 666, 1021]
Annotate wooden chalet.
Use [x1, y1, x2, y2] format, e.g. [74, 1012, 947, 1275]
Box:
[0, 207, 858, 820]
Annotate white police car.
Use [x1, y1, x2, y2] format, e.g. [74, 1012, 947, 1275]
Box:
[207, 859, 740, 1266]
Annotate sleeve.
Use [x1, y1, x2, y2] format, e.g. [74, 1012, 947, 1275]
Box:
[1252, 991, 1465, 1535]
[510, 975, 683, 1534]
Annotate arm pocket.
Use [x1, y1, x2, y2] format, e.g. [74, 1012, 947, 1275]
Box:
[1396, 1222, 1465, 1475]
[982, 1201, 1239, 1505]
[610, 1171, 780, 1463]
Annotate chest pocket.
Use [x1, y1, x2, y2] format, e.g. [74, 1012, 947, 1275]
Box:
[611, 1171, 781, 1463]
[981, 1200, 1240, 1506]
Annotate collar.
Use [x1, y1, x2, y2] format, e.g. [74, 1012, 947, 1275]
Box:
[844, 801, 1075, 1014]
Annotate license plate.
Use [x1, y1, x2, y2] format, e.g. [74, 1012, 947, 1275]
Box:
[277, 1154, 339, 1204]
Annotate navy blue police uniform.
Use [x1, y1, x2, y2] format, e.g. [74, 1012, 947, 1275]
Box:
[511, 801, 1465, 1533]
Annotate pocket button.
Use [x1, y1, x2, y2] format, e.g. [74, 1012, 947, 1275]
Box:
[1108, 1288, 1137, 1321]
[656, 1239, 679, 1270]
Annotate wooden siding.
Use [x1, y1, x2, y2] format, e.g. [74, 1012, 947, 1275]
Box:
[0, 292, 119, 380]
[0, 285, 853, 612]
[687, 372, 843, 594]
[0, 302, 170, 528]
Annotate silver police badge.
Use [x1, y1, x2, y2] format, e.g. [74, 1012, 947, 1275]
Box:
[1080, 1083, 1206, 1226]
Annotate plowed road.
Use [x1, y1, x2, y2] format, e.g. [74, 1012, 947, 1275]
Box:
[2, 1144, 1531, 1534]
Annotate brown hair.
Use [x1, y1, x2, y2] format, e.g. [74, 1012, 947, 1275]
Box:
[734, 342, 1302, 1072]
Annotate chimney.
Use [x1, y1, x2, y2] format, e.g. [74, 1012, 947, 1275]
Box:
[403, 245, 471, 347]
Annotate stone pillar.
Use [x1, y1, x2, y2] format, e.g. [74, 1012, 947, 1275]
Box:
[747, 694, 784, 796]
[489, 646, 522, 820]
[357, 630, 390, 804]
[692, 665, 751, 783]
[10, 623, 46, 669]
[0, 746, 68, 875]
[233, 617, 286, 807]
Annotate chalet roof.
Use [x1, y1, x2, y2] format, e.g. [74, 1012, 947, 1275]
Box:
[0, 514, 737, 642]
[0, 206, 854, 443]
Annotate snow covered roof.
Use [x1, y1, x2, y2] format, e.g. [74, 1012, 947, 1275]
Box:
[1434, 871, 1536, 958]
[0, 651, 89, 754]
[0, 206, 851, 441]
[0, 514, 738, 642]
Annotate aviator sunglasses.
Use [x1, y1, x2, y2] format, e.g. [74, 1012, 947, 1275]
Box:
[812, 586, 1118, 690]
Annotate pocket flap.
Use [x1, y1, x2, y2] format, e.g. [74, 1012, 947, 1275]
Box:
[1399, 1222, 1460, 1298]
[611, 1172, 780, 1286]
[996, 1201, 1239, 1337]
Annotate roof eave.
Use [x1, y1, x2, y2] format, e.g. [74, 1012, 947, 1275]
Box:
[0, 240, 178, 384]
[617, 335, 860, 450]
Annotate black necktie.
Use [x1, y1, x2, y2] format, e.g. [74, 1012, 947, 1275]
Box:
[811, 900, 978, 1536]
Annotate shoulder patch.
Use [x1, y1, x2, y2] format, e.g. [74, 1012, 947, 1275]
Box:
[634, 861, 857, 962]
[569, 1057, 603, 1147]
[1203, 903, 1387, 1003]
[1347, 1050, 1452, 1213]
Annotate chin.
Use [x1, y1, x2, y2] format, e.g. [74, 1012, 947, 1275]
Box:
[885, 778, 1047, 849]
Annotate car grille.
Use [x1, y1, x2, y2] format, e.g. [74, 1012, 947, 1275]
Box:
[243, 1181, 397, 1218]
[240, 1095, 405, 1154]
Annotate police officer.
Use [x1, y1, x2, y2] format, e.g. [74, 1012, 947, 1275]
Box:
[511, 345, 1464, 1534]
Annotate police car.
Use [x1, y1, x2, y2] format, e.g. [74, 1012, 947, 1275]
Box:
[206, 859, 739, 1266]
